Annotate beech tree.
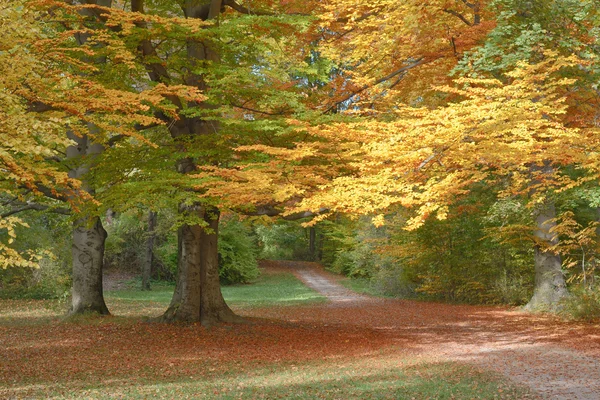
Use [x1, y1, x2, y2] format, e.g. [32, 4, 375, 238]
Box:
[69, 0, 334, 324]
[454, 0, 600, 309]
[1, 0, 201, 314]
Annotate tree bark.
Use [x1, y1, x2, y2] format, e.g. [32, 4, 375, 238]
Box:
[161, 206, 241, 325]
[71, 217, 110, 315]
[523, 201, 569, 311]
[67, 128, 108, 315]
[142, 210, 157, 291]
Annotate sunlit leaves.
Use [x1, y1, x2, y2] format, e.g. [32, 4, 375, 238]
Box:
[286, 55, 596, 230]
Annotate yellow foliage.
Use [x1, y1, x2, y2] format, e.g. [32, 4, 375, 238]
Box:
[291, 55, 595, 229]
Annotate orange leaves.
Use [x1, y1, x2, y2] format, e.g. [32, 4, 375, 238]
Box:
[318, 0, 493, 108]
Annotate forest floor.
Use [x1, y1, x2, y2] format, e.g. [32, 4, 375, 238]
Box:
[1, 260, 600, 399]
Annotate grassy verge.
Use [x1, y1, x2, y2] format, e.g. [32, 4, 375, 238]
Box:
[339, 276, 382, 297]
[221, 271, 326, 307]
[104, 269, 326, 310]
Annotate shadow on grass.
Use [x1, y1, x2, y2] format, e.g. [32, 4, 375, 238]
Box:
[2, 355, 535, 400]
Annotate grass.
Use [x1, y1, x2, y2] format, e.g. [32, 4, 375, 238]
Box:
[339, 276, 386, 297]
[221, 271, 326, 307]
[104, 269, 326, 309]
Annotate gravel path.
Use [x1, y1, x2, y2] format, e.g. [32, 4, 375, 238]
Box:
[278, 260, 368, 303]
[279, 260, 600, 400]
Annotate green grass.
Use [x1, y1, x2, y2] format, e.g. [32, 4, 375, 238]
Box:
[339, 276, 381, 297]
[221, 272, 326, 306]
[105, 282, 175, 304]
[105, 270, 326, 307]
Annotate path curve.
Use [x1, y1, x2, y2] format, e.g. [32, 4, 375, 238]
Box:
[277, 260, 370, 304]
[274, 260, 600, 399]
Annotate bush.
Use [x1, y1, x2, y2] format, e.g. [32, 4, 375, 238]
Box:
[104, 212, 146, 273]
[218, 216, 260, 285]
[255, 222, 310, 260]
[322, 217, 392, 279]
[490, 270, 532, 306]
[153, 234, 178, 281]
[560, 286, 600, 321]
[0, 212, 71, 299]
[371, 264, 416, 298]
[0, 257, 71, 300]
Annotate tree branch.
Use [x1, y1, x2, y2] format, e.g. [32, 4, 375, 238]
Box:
[443, 9, 473, 26]
[1, 202, 71, 218]
[231, 103, 291, 117]
[460, 0, 477, 9]
[245, 205, 329, 220]
[325, 57, 430, 113]
[222, 0, 304, 16]
[131, 0, 179, 104]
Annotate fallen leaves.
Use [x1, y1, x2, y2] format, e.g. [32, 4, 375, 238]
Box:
[1, 262, 600, 398]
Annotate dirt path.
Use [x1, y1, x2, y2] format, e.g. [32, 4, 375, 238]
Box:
[277, 260, 600, 400]
[277, 260, 369, 304]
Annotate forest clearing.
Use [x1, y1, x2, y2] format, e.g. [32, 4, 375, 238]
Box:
[2, 261, 600, 399]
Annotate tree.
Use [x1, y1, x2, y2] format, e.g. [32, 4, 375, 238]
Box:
[454, 0, 600, 309]
[1, 0, 201, 314]
[142, 210, 157, 291]
[82, 0, 330, 324]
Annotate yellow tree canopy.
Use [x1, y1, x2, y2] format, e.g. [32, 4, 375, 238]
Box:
[297, 56, 595, 228]
[196, 55, 597, 230]
[318, 0, 493, 110]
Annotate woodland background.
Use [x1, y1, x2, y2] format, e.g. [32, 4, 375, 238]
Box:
[1, 0, 600, 321]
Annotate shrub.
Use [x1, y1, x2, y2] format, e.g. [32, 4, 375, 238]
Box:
[0, 257, 71, 300]
[560, 286, 600, 321]
[489, 270, 532, 306]
[153, 234, 178, 281]
[0, 212, 71, 299]
[218, 216, 260, 285]
[255, 222, 310, 260]
[104, 212, 146, 273]
[371, 264, 416, 298]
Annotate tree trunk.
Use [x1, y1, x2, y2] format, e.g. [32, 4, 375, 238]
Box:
[67, 127, 108, 315]
[161, 206, 241, 325]
[309, 226, 316, 261]
[524, 201, 569, 311]
[65, 0, 113, 316]
[71, 217, 110, 315]
[142, 210, 157, 291]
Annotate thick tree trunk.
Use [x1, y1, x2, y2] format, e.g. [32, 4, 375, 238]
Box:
[67, 127, 108, 315]
[142, 210, 157, 291]
[524, 201, 569, 311]
[156, 1, 241, 325]
[71, 217, 110, 315]
[161, 206, 241, 325]
[65, 0, 113, 316]
[199, 207, 240, 325]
